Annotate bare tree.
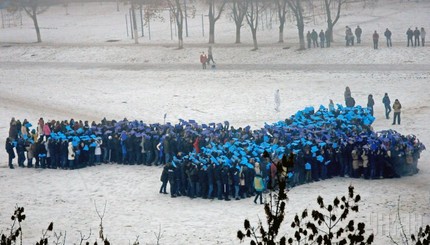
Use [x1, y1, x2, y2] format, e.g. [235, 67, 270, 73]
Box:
[207, 0, 227, 44]
[230, 0, 247, 43]
[322, 0, 346, 42]
[273, 0, 288, 43]
[286, 0, 305, 50]
[16, 0, 49, 42]
[245, 0, 269, 50]
[166, 0, 185, 49]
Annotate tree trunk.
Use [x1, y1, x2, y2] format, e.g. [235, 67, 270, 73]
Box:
[235, 23, 241, 43]
[297, 19, 305, 50]
[178, 23, 183, 49]
[278, 20, 284, 43]
[31, 8, 41, 43]
[252, 29, 258, 50]
[327, 25, 333, 43]
[209, 19, 215, 44]
[131, 2, 139, 44]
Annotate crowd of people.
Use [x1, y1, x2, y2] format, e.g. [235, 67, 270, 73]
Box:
[306, 25, 426, 49]
[5, 90, 426, 203]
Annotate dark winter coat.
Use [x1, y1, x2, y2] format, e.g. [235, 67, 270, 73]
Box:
[5, 139, 15, 158]
[384, 30, 392, 39]
[407, 29, 413, 38]
[367, 97, 375, 108]
[345, 97, 356, 107]
[383, 95, 391, 107]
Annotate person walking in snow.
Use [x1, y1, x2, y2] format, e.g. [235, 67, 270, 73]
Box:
[382, 93, 391, 119]
[392, 99, 402, 125]
[306, 31, 312, 49]
[421, 27, 426, 46]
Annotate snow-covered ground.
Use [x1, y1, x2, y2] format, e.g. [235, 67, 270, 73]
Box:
[0, 1, 430, 244]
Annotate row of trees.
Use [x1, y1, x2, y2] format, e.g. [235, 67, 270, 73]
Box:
[2, 0, 377, 50]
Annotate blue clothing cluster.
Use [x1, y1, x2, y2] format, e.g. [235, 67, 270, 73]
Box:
[5, 104, 426, 201]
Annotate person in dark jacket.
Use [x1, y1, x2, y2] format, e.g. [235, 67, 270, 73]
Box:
[60, 139, 68, 169]
[214, 164, 223, 200]
[168, 163, 177, 197]
[221, 165, 231, 201]
[344, 86, 352, 104]
[163, 135, 171, 165]
[372, 30, 379, 49]
[5, 137, 15, 169]
[384, 28, 392, 47]
[367, 94, 375, 116]
[311, 29, 319, 48]
[382, 93, 391, 119]
[319, 30, 325, 48]
[406, 28, 413, 47]
[306, 31, 311, 49]
[325, 29, 331, 47]
[207, 163, 215, 199]
[232, 165, 240, 200]
[345, 96, 356, 107]
[38, 138, 48, 169]
[413, 27, 421, 47]
[159, 165, 168, 194]
[355, 25, 362, 44]
[8, 118, 18, 140]
[16, 138, 26, 167]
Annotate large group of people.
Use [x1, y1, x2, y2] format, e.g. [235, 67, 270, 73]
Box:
[4, 93, 426, 203]
[306, 25, 426, 49]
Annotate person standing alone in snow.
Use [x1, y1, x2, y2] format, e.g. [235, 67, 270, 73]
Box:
[392, 99, 402, 125]
[382, 93, 391, 119]
[274, 89, 280, 112]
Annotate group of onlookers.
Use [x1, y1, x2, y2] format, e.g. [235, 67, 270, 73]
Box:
[306, 25, 426, 49]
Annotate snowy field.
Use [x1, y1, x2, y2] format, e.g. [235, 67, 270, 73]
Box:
[1, 1, 430, 244]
